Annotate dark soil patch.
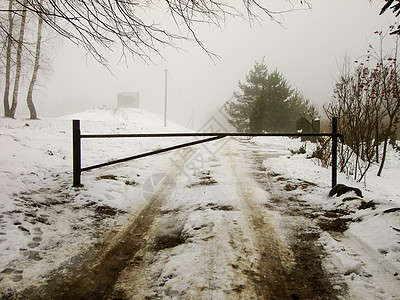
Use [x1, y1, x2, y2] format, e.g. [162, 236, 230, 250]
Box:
[287, 229, 345, 299]
[359, 200, 376, 210]
[323, 209, 350, 218]
[187, 174, 218, 187]
[160, 208, 181, 215]
[194, 203, 236, 212]
[284, 180, 317, 192]
[232, 284, 245, 293]
[124, 180, 137, 186]
[96, 174, 117, 181]
[199, 178, 218, 185]
[93, 205, 123, 221]
[153, 233, 187, 251]
[258, 166, 267, 172]
[95, 205, 119, 216]
[318, 216, 351, 233]
[297, 180, 317, 189]
[284, 183, 298, 191]
[206, 203, 235, 211]
[268, 172, 281, 177]
[311, 209, 352, 233]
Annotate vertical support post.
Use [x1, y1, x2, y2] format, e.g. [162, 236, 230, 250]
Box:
[164, 69, 168, 127]
[331, 117, 338, 188]
[73, 120, 82, 187]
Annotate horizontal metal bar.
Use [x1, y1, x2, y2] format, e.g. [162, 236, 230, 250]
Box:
[80, 132, 338, 138]
[81, 135, 226, 172]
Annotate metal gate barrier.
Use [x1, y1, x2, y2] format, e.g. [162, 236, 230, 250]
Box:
[72, 117, 343, 188]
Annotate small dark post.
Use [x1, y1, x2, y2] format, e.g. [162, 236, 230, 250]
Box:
[73, 120, 82, 187]
[331, 117, 338, 188]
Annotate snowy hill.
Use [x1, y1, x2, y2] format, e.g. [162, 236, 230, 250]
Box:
[60, 107, 191, 133]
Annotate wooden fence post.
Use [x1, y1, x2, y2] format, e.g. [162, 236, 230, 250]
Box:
[331, 117, 338, 188]
[73, 120, 82, 187]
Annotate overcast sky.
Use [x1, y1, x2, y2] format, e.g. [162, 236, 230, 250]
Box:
[24, 1, 397, 129]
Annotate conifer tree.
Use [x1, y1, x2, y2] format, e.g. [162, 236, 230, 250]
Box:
[225, 60, 318, 132]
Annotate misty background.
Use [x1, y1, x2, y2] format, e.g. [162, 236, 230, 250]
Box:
[9, 1, 397, 130]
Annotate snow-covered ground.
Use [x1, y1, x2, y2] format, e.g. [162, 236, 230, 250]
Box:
[259, 138, 400, 299]
[0, 107, 399, 299]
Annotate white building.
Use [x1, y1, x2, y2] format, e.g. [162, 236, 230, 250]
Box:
[117, 92, 139, 108]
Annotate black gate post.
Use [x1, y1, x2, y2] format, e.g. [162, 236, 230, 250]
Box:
[73, 120, 82, 187]
[331, 117, 338, 188]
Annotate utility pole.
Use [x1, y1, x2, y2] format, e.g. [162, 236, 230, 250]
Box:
[164, 69, 167, 127]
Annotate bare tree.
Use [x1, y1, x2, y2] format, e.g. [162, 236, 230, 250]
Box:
[26, 0, 43, 120]
[324, 58, 386, 181]
[1, 1, 310, 65]
[380, 0, 400, 34]
[9, 0, 28, 118]
[0, 1, 310, 118]
[324, 28, 400, 179]
[3, 0, 14, 118]
[369, 30, 400, 176]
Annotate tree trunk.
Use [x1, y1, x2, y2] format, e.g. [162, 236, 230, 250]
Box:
[9, 0, 28, 118]
[26, 4, 43, 120]
[375, 117, 379, 163]
[377, 116, 395, 176]
[3, 0, 14, 118]
[377, 136, 388, 177]
[377, 102, 400, 176]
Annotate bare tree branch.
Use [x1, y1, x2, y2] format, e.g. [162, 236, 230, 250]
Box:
[1, 0, 310, 65]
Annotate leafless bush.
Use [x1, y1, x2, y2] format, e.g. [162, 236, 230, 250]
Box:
[324, 57, 386, 181]
[311, 137, 331, 169]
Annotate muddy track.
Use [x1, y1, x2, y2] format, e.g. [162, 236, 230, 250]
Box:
[230, 141, 348, 299]
[16, 178, 171, 300]
[12, 140, 348, 299]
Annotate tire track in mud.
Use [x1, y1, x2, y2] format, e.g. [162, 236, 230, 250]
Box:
[16, 167, 180, 300]
[14, 140, 346, 299]
[224, 140, 346, 299]
[224, 145, 296, 299]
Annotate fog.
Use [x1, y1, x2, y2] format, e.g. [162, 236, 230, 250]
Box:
[22, 1, 396, 129]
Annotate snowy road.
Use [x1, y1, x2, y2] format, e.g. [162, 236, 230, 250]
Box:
[1, 110, 400, 299]
[11, 137, 345, 299]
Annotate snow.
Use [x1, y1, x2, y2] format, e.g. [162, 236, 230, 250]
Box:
[258, 137, 400, 299]
[0, 107, 399, 298]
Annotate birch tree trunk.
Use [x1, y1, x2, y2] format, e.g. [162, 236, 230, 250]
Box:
[3, 0, 14, 118]
[9, 0, 28, 118]
[26, 2, 44, 120]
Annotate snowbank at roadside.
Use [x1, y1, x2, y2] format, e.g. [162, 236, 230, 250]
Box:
[254, 137, 400, 299]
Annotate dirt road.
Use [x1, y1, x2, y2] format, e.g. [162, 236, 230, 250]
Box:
[13, 138, 346, 299]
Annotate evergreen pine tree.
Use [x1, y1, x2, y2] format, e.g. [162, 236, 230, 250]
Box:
[225, 60, 319, 133]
